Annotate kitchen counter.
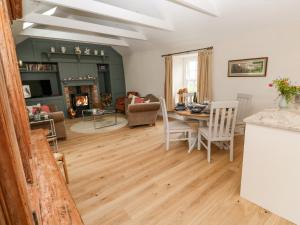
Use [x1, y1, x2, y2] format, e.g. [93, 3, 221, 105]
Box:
[244, 108, 300, 132]
[241, 109, 300, 225]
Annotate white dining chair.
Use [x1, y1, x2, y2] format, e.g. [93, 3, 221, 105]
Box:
[160, 97, 194, 152]
[236, 93, 252, 134]
[184, 93, 194, 105]
[197, 101, 238, 163]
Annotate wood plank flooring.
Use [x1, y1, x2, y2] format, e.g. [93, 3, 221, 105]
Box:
[59, 118, 294, 225]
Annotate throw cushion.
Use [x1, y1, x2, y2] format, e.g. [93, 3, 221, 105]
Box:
[41, 105, 50, 113]
[27, 104, 50, 114]
[32, 107, 41, 114]
[127, 91, 139, 97]
[130, 96, 136, 104]
[128, 94, 136, 99]
[134, 97, 144, 104]
[130, 96, 145, 104]
[26, 106, 34, 116]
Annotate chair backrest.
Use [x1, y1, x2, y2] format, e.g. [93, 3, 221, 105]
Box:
[159, 97, 169, 132]
[236, 93, 252, 122]
[184, 93, 194, 105]
[208, 101, 239, 139]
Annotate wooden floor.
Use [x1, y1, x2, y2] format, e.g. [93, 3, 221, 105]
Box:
[59, 118, 294, 225]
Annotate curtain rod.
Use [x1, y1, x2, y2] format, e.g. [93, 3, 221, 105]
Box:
[161, 46, 213, 57]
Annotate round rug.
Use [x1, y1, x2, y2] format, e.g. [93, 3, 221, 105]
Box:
[70, 114, 128, 134]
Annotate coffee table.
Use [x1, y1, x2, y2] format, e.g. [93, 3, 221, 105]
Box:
[82, 108, 117, 129]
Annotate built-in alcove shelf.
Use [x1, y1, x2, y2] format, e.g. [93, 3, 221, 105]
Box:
[19, 62, 58, 73]
[42, 52, 109, 61]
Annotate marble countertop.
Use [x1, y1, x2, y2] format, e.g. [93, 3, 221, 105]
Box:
[244, 108, 300, 132]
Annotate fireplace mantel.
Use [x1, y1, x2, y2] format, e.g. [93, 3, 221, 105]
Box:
[62, 79, 96, 86]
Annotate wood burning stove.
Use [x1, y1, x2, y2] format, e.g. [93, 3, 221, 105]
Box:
[71, 93, 90, 116]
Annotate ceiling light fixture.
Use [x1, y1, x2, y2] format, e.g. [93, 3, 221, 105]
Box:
[23, 6, 57, 30]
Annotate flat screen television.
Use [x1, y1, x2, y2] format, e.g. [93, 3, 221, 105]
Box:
[22, 80, 52, 98]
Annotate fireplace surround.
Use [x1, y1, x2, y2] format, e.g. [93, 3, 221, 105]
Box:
[64, 84, 100, 117]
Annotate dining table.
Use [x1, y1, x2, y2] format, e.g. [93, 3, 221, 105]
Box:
[175, 110, 210, 121]
[175, 109, 210, 152]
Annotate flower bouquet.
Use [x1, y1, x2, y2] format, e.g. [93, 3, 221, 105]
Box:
[177, 88, 188, 104]
[269, 78, 300, 108]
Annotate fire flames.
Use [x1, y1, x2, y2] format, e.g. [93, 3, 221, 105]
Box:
[76, 96, 88, 106]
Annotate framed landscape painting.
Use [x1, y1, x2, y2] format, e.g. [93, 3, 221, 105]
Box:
[228, 57, 268, 77]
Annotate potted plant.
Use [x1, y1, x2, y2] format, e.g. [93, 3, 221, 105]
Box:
[269, 78, 300, 108]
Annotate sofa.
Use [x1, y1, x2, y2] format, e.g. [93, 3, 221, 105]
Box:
[29, 104, 67, 139]
[126, 94, 160, 127]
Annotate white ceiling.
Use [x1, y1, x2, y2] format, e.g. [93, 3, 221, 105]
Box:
[12, 0, 300, 55]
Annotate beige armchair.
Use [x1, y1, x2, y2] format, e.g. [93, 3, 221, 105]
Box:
[126, 94, 160, 127]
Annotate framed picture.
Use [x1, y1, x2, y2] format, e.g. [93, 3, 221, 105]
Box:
[228, 57, 268, 77]
[22, 85, 31, 98]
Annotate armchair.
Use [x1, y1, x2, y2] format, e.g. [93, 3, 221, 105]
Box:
[126, 94, 160, 127]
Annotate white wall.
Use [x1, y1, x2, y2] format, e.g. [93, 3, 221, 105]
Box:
[123, 50, 165, 97]
[124, 24, 300, 113]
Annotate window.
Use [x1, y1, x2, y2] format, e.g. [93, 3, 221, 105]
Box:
[183, 57, 197, 93]
[172, 54, 198, 103]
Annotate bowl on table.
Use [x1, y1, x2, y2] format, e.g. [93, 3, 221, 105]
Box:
[190, 104, 207, 114]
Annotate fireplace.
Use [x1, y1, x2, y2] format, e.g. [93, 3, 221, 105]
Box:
[75, 95, 89, 107]
[71, 93, 90, 116]
[63, 84, 100, 118]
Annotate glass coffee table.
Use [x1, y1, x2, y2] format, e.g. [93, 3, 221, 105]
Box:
[82, 108, 117, 129]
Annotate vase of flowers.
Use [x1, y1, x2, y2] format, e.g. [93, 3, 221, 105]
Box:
[269, 78, 300, 109]
[177, 88, 188, 104]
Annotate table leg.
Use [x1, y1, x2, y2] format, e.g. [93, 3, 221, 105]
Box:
[187, 120, 200, 153]
[195, 120, 204, 151]
[188, 136, 198, 153]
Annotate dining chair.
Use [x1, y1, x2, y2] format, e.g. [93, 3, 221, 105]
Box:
[53, 152, 69, 184]
[184, 93, 194, 105]
[197, 101, 238, 163]
[160, 97, 194, 152]
[236, 93, 252, 134]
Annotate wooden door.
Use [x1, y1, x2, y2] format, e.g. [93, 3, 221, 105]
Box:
[0, 0, 34, 224]
[0, 45, 34, 225]
[0, 0, 32, 182]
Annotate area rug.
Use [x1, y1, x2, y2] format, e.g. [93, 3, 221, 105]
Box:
[70, 114, 128, 134]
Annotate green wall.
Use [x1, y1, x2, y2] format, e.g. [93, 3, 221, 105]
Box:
[17, 38, 126, 115]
